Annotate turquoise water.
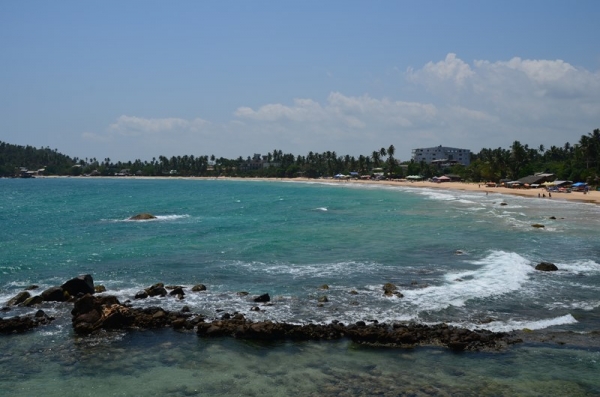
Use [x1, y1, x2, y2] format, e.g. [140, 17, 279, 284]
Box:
[1, 178, 600, 395]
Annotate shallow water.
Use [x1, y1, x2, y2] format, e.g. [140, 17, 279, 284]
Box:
[1, 178, 600, 395]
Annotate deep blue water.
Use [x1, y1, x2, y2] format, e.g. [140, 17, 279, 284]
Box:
[1, 178, 599, 396]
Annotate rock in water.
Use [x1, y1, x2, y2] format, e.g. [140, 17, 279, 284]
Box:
[6, 291, 31, 306]
[535, 262, 558, 271]
[531, 224, 545, 228]
[62, 275, 95, 296]
[129, 213, 157, 220]
[254, 293, 270, 303]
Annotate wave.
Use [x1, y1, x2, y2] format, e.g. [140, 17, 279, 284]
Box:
[463, 314, 578, 333]
[401, 251, 533, 312]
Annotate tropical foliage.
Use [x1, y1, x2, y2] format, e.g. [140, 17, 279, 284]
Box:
[1, 128, 599, 184]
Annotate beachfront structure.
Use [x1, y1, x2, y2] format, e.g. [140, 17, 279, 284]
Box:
[411, 146, 471, 167]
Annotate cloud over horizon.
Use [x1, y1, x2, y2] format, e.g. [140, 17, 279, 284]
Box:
[82, 54, 600, 161]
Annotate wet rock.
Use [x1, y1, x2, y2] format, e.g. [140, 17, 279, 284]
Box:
[0, 312, 54, 334]
[253, 293, 270, 303]
[22, 295, 44, 307]
[25, 285, 39, 291]
[319, 284, 329, 290]
[500, 202, 508, 206]
[383, 283, 398, 296]
[145, 283, 167, 297]
[194, 318, 514, 351]
[169, 287, 185, 296]
[181, 306, 190, 313]
[531, 224, 545, 228]
[70, 294, 191, 335]
[41, 286, 68, 302]
[349, 290, 358, 295]
[549, 216, 557, 220]
[134, 290, 148, 300]
[61, 274, 95, 296]
[129, 213, 156, 220]
[94, 285, 106, 293]
[192, 284, 207, 292]
[318, 296, 329, 303]
[535, 262, 558, 271]
[6, 291, 30, 306]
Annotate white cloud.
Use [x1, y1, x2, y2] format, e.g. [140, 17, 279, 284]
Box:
[83, 54, 600, 161]
[108, 115, 209, 136]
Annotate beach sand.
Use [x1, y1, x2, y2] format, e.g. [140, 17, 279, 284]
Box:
[42, 175, 600, 205]
[226, 177, 600, 205]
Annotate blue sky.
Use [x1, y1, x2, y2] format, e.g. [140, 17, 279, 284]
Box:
[1, 1, 599, 162]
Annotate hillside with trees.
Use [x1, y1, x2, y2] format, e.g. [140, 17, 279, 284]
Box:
[1, 128, 598, 184]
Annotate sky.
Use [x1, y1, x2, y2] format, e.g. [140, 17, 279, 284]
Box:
[1, 0, 599, 163]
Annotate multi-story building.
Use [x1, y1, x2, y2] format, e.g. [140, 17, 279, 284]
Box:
[411, 146, 471, 167]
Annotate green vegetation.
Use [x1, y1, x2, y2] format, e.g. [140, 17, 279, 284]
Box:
[1, 128, 599, 184]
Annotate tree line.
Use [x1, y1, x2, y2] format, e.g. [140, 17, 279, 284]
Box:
[1, 128, 599, 183]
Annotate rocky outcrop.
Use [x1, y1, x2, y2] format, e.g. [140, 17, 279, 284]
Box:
[535, 262, 558, 271]
[41, 286, 68, 302]
[6, 291, 31, 306]
[145, 283, 168, 297]
[191, 284, 207, 292]
[70, 294, 202, 335]
[0, 310, 54, 334]
[129, 213, 157, 220]
[196, 317, 516, 351]
[531, 224, 545, 228]
[61, 274, 95, 296]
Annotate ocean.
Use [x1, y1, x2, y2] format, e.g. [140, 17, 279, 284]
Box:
[1, 178, 599, 396]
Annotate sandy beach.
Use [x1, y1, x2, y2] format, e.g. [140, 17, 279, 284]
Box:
[217, 177, 600, 206]
[41, 175, 600, 205]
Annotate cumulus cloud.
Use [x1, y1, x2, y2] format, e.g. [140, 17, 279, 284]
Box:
[83, 54, 600, 161]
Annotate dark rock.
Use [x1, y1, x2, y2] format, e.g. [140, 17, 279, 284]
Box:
[22, 295, 44, 307]
[253, 293, 270, 303]
[251, 306, 260, 311]
[0, 312, 54, 334]
[181, 306, 190, 312]
[94, 285, 107, 293]
[319, 284, 329, 290]
[134, 290, 149, 299]
[145, 283, 167, 297]
[535, 262, 558, 271]
[500, 202, 508, 206]
[169, 287, 185, 296]
[549, 216, 556, 220]
[318, 296, 329, 303]
[531, 224, 545, 228]
[192, 284, 207, 292]
[129, 213, 156, 220]
[383, 283, 398, 296]
[61, 275, 95, 296]
[7, 291, 31, 306]
[25, 285, 39, 291]
[41, 286, 68, 302]
[349, 290, 358, 295]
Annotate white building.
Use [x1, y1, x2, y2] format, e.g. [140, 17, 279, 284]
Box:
[411, 146, 471, 166]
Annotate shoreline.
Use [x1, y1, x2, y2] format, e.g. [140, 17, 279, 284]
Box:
[34, 175, 600, 205]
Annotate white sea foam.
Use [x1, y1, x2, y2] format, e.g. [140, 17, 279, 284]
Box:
[314, 207, 328, 211]
[109, 214, 191, 222]
[556, 260, 600, 275]
[401, 251, 533, 311]
[466, 314, 578, 332]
